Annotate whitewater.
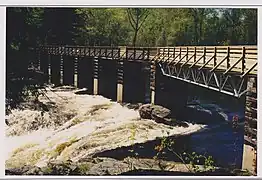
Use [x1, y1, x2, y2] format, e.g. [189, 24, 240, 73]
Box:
[5, 86, 205, 169]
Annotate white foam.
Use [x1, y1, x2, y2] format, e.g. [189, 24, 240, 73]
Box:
[5, 86, 205, 168]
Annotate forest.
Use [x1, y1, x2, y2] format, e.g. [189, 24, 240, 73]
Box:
[6, 7, 257, 111]
[7, 8, 257, 48]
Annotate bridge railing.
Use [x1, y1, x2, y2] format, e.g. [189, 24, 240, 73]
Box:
[38, 45, 257, 76]
[155, 46, 257, 76]
[41, 45, 122, 59]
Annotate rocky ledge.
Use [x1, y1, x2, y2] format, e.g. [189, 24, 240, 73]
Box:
[6, 157, 236, 176]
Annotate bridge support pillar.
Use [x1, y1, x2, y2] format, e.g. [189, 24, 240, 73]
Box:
[117, 53, 124, 103]
[150, 61, 156, 104]
[93, 58, 99, 95]
[60, 55, 63, 85]
[48, 54, 51, 84]
[74, 57, 78, 87]
[242, 77, 257, 175]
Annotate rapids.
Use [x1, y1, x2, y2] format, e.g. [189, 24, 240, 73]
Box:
[5, 86, 205, 169]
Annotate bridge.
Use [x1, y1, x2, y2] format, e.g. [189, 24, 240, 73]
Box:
[36, 45, 257, 174]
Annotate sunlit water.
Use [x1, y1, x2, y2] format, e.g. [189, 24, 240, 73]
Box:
[5, 86, 205, 169]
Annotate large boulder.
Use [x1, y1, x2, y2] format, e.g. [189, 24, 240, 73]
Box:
[138, 104, 171, 122]
[138, 104, 154, 119]
[138, 104, 189, 127]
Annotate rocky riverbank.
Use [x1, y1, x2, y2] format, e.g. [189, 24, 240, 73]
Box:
[5, 86, 206, 175]
[7, 156, 243, 176]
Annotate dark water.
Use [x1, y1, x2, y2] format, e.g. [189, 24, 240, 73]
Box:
[184, 85, 246, 169]
[143, 72, 246, 169]
[188, 122, 244, 168]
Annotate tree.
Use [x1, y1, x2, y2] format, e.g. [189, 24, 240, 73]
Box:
[220, 8, 244, 45]
[126, 8, 150, 46]
[6, 7, 44, 73]
[41, 8, 77, 45]
[74, 8, 129, 46]
[242, 9, 257, 45]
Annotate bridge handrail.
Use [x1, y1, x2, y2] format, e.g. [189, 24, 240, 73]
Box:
[156, 45, 257, 76]
[37, 45, 257, 76]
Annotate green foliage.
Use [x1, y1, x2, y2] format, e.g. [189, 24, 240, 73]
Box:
[182, 152, 215, 172]
[7, 7, 257, 49]
[74, 8, 129, 46]
[6, 7, 257, 113]
[153, 131, 216, 174]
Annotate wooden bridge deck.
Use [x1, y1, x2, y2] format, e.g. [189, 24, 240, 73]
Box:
[40, 45, 257, 77]
[154, 46, 257, 76]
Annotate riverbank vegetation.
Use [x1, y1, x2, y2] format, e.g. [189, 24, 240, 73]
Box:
[6, 8, 257, 110]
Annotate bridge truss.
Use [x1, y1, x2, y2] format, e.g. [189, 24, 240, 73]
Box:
[152, 46, 257, 98]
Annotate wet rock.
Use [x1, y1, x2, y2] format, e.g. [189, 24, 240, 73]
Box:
[138, 104, 153, 119]
[138, 104, 189, 127]
[74, 88, 89, 95]
[125, 103, 143, 110]
[139, 104, 171, 122]
[151, 105, 171, 120]
[52, 86, 77, 92]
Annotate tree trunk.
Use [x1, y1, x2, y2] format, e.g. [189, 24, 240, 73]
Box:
[133, 30, 138, 47]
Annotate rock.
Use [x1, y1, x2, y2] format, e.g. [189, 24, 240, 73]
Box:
[74, 88, 89, 95]
[123, 157, 162, 171]
[139, 104, 171, 122]
[24, 167, 43, 175]
[152, 114, 172, 124]
[138, 104, 154, 119]
[72, 162, 94, 175]
[125, 103, 143, 110]
[151, 105, 171, 119]
[138, 104, 189, 127]
[87, 158, 130, 175]
[5, 165, 36, 175]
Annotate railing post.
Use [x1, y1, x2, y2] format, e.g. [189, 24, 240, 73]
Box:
[134, 47, 136, 60]
[186, 47, 189, 61]
[194, 47, 196, 62]
[214, 47, 217, 67]
[167, 47, 170, 59]
[226, 46, 230, 69]
[105, 48, 108, 58]
[203, 47, 206, 64]
[242, 46, 246, 74]
[173, 47, 175, 59]
[179, 47, 182, 59]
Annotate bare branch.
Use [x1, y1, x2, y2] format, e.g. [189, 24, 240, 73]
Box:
[126, 9, 136, 30]
[137, 11, 149, 31]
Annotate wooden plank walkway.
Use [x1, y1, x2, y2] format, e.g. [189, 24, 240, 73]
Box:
[153, 46, 257, 76]
[40, 45, 257, 77]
